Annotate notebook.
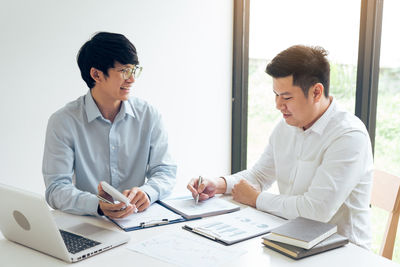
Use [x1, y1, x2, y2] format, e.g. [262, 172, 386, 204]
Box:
[0, 183, 130, 263]
[263, 217, 337, 249]
[183, 208, 286, 245]
[262, 233, 348, 259]
[159, 196, 240, 219]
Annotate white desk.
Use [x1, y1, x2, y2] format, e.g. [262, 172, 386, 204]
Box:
[1, 207, 398, 267]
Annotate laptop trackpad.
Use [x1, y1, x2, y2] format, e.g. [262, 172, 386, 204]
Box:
[66, 223, 106, 236]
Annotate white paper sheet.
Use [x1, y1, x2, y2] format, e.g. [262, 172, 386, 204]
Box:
[160, 196, 239, 218]
[127, 232, 247, 267]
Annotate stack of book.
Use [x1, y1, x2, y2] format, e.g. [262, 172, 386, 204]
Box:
[262, 217, 348, 260]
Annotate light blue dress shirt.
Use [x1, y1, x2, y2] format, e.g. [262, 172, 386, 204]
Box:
[42, 91, 176, 216]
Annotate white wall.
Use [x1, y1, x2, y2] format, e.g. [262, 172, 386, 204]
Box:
[0, 0, 233, 195]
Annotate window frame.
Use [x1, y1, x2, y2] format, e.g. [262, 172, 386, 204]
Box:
[231, 0, 250, 173]
[231, 0, 384, 172]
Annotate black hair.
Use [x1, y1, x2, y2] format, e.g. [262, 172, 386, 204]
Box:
[265, 45, 330, 97]
[77, 32, 139, 89]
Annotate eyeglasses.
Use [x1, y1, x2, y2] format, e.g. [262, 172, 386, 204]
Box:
[118, 66, 143, 80]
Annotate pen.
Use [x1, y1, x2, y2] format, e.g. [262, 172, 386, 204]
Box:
[192, 226, 221, 240]
[195, 176, 203, 205]
[140, 219, 169, 228]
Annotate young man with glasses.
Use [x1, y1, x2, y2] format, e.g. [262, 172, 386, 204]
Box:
[43, 32, 176, 219]
[188, 45, 373, 249]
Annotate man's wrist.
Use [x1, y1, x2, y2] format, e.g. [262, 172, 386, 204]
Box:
[216, 177, 228, 194]
[253, 191, 261, 208]
[97, 204, 104, 216]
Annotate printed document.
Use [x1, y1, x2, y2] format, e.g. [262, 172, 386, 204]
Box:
[127, 232, 246, 267]
[184, 208, 286, 244]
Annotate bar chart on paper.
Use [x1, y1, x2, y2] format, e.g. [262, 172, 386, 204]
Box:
[183, 208, 286, 245]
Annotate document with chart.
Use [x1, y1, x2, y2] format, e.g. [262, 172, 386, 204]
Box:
[183, 208, 287, 245]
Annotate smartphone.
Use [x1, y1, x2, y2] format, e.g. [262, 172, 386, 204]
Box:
[100, 181, 131, 206]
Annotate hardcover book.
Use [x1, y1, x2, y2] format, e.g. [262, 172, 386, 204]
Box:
[262, 233, 348, 260]
[262, 217, 337, 249]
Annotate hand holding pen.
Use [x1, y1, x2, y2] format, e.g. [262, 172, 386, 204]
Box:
[195, 176, 203, 204]
[187, 176, 218, 203]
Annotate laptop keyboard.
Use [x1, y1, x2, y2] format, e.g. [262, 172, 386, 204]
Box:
[60, 230, 101, 254]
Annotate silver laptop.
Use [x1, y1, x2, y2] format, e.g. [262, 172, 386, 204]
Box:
[0, 183, 130, 262]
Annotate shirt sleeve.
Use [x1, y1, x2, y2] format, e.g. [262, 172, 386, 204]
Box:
[140, 112, 177, 203]
[42, 113, 99, 216]
[224, 134, 277, 194]
[256, 130, 371, 222]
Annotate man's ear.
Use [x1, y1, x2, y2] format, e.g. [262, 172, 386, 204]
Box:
[90, 67, 102, 83]
[312, 83, 324, 102]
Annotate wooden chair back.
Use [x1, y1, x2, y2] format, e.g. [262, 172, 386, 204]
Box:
[371, 169, 400, 259]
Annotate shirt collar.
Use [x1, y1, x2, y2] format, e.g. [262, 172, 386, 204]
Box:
[114, 99, 136, 122]
[305, 96, 336, 135]
[85, 90, 136, 123]
[122, 99, 135, 119]
[85, 90, 102, 123]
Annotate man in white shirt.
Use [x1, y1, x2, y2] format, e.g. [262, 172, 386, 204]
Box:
[187, 45, 373, 249]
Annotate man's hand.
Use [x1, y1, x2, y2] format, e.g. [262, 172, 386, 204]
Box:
[97, 184, 136, 219]
[187, 177, 227, 202]
[231, 179, 260, 207]
[187, 177, 216, 201]
[123, 187, 150, 212]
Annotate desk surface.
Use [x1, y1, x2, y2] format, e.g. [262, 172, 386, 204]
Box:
[1, 205, 398, 267]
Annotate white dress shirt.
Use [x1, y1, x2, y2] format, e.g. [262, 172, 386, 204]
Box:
[224, 98, 373, 249]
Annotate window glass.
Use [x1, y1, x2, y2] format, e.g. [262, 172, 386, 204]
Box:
[374, 0, 400, 177]
[372, 0, 400, 261]
[247, 0, 361, 167]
